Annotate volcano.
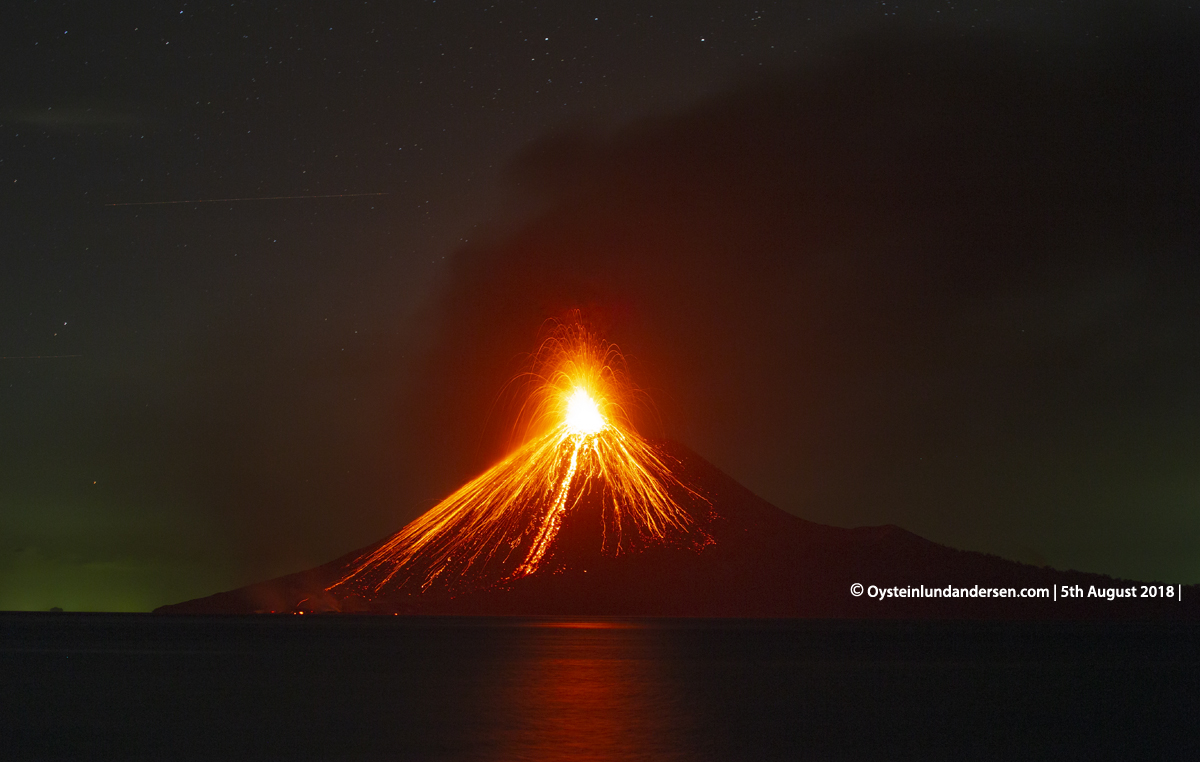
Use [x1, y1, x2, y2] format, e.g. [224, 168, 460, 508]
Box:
[157, 319, 1197, 619]
[156, 439, 1196, 619]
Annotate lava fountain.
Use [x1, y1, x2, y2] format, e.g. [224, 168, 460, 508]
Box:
[329, 317, 710, 599]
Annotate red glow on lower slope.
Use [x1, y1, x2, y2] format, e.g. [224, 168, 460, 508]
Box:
[328, 318, 709, 598]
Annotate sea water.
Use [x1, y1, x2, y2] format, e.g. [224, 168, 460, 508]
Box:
[3, 614, 1197, 760]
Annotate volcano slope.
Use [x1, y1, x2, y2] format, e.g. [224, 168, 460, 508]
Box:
[156, 441, 1197, 619]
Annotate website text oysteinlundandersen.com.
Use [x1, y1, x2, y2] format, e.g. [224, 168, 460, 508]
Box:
[849, 583, 1182, 601]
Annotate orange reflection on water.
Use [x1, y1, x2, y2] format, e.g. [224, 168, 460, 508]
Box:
[492, 626, 699, 762]
[531, 619, 647, 630]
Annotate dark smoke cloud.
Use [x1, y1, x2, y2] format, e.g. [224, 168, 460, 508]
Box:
[401, 6, 1200, 580]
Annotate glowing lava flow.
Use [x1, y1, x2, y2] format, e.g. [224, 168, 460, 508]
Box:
[329, 320, 708, 598]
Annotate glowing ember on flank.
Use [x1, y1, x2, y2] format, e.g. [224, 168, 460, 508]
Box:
[328, 315, 708, 598]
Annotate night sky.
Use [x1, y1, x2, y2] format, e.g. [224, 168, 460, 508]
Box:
[3, 1, 1197, 611]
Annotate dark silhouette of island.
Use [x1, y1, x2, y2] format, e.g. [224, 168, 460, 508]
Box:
[157, 442, 1197, 618]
